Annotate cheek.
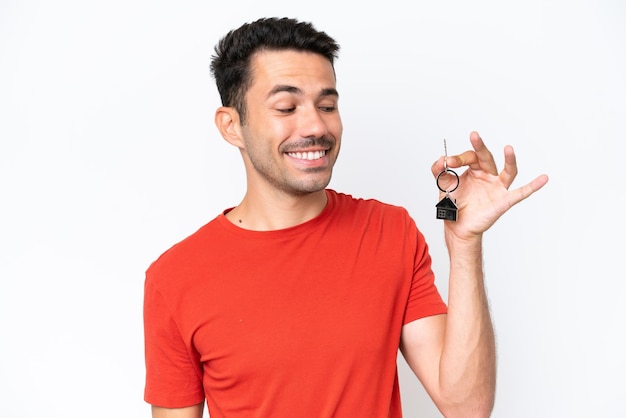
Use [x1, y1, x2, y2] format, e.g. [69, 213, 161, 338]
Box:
[249, 111, 293, 138]
[329, 116, 343, 139]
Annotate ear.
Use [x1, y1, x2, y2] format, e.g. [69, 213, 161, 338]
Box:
[214, 106, 244, 148]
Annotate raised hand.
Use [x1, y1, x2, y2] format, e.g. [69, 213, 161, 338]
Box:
[431, 131, 549, 240]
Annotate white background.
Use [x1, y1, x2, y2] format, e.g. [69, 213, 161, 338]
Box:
[1, 1, 624, 417]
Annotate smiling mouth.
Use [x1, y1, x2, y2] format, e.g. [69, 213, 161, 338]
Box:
[286, 150, 327, 161]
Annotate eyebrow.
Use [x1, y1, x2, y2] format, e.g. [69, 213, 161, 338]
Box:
[267, 85, 339, 99]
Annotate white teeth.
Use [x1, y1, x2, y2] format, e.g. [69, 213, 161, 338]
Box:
[288, 150, 326, 160]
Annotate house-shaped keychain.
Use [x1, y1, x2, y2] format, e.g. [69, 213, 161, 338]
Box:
[436, 195, 458, 221]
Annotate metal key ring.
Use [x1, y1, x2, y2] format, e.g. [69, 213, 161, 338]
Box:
[436, 168, 460, 193]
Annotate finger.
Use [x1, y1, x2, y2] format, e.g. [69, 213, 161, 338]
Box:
[509, 174, 549, 206]
[469, 131, 498, 175]
[447, 150, 478, 170]
[445, 132, 498, 174]
[431, 156, 445, 177]
[499, 145, 519, 188]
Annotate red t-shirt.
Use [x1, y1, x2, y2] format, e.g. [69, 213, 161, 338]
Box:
[144, 189, 447, 417]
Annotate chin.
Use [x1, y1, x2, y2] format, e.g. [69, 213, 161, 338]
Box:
[287, 178, 332, 196]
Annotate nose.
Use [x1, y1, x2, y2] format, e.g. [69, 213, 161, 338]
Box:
[298, 105, 329, 139]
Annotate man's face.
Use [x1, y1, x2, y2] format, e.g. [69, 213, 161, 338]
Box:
[238, 49, 343, 196]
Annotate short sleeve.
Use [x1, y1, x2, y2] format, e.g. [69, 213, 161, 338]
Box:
[143, 279, 204, 407]
[403, 224, 448, 324]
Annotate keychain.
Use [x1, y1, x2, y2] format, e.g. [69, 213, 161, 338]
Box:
[435, 139, 460, 221]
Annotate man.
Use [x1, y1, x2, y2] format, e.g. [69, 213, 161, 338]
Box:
[143, 17, 549, 418]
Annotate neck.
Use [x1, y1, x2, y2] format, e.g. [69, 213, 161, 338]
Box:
[225, 189, 328, 231]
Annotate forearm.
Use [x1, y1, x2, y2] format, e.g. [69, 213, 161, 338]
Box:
[439, 235, 496, 417]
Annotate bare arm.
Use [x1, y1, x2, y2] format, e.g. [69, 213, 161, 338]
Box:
[152, 403, 204, 418]
[401, 238, 495, 418]
[401, 132, 548, 418]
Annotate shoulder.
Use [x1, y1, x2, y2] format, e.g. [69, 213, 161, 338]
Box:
[326, 189, 418, 238]
[145, 215, 225, 287]
[327, 189, 412, 219]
